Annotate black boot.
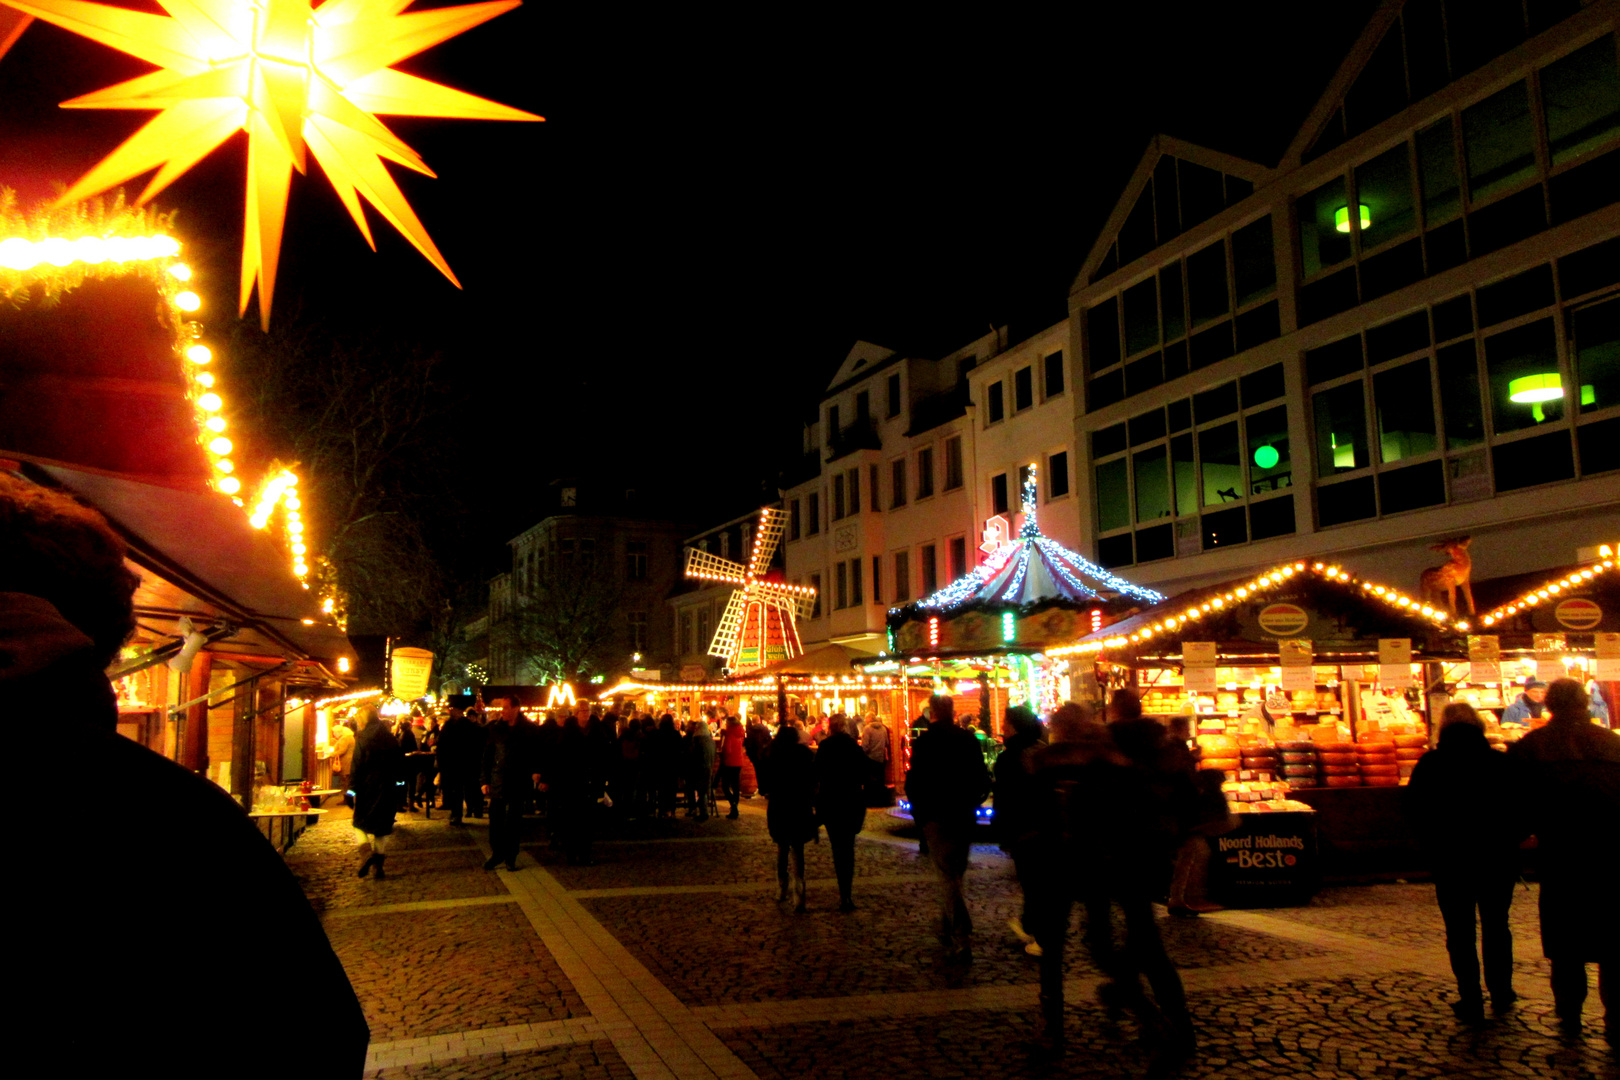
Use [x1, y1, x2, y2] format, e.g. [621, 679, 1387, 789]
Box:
[356, 854, 376, 878]
[372, 855, 386, 880]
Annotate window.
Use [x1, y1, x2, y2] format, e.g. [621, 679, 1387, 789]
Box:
[944, 437, 963, 490]
[1298, 175, 1352, 278]
[893, 551, 910, 601]
[948, 537, 967, 580]
[1417, 117, 1462, 227]
[832, 473, 846, 520]
[1314, 382, 1371, 475]
[1572, 297, 1620, 413]
[1231, 216, 1275, 305]
[1123, 277, 1158, 356]
[835, 562, 848, 610]
[696, 606, 710, 652]
[1044, 351, 1065, 397]
[847, 467, 861, 514]
[678, 608, 693, 655]
[1463, 81, 1536, 202]
[1374, 361, 1437, 462]
[627, 611, 648, 652]
[921, 544, 938, 595]
[1186, 241, 1229, 327]
[887, 372, 902, 417]
[828, 404, 840, 437]
[1542, 35, 1620, 165]
[851, 558, 863, 605]
[869, 465, 880, 512]
[991, 473, 1009, 514]
[890, 458, 907, 508]
[1014, 366, 1034, 411]
[807, 492, 820, 534]
[810, 573, 822, 618]
[916, 448, 934, 498]
[718, 532, 729, 558]
[871, 556, 882, 605]
[1485, 318, 1562, 434]
[987, 381, 1005, 423]
[855, 390, 870, 422]
[559, 537, 575, 561]
[789, 499, 801, 540]
[626, 540, 648, 581]
[1048, 451, 1070, 499]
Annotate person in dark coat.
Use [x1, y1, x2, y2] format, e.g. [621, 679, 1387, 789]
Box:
[1510, 677, 1620, 1043]
[746, 716, 773, 795]
[814, 715, 868, 911]
[2, 475, 369, 1076]
[351, 707, 403, 878]
[904, 694, 991, 955]
[481, 695, 540, 871]
[688, 717, 717, 819]
[993, 704, 1047, 955]
[464, 709, 488, 818]
[437, 705, 473, 824]
[654, 714, 682, 818]
[1404, 703, 1528, 1023]
[548, 702, 603, 865]
[766, 724, 817, 913]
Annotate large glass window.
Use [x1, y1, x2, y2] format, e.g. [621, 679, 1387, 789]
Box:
[1484, 318, 1562, 433]
[1355, 143, 1416, 249]
[1014, 367, 1034, 411]
[987, 381, 1004, 423]
[893, 552, 909, 602]
[1096, 458, 1130, 532]
[1314, 382, 1370, 475]
[1232, 216, 1276, 306]
[1087, 297, 1120, 374]
[1160, 262, 1186, 342]
[1298, 175, 1353, 276]
[1049, 451, 1070, 498]
[1416, 118, 1462, 226]
[1572, 297, 1620, 413]
[1186, 241, 1229, 326]
[1171, 434, 1197, 516]
[1541, 35, 1620, 165]
[1123, 278, 1159, 355]
[1463, 81, 1536, 201]
[890, 458, 907, 508]
[1045, 351, 1065, 397]
[1438, 340, 1486, 447]
[1245, 405, 1291, 493]
[1374, 360, 1438, 462]
[1198, 422, 1242, 505]
[1134, 445, 1171, 523]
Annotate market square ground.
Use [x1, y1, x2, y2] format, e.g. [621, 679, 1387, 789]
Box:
[283, 804, 1614, 1080]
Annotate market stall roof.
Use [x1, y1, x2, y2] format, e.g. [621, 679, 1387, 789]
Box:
[1050, 560, 1462, 662]
[36, 463, 350, 670]
[745, 642, 880, 678]
[1469, 552, 1618, 636]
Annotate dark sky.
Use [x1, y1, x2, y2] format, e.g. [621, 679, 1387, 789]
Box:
[1, 1, 1375, 568]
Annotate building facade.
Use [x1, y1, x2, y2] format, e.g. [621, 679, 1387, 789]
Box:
[1070, 0, 1620, 595]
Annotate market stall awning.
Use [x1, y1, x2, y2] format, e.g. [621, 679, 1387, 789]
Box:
[745, 642, 879, 678]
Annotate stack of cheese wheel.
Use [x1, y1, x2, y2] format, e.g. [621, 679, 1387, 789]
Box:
[1317, 741, 1360, 787]
[1356, 738, 1400, 787]
[1392, 733, 1428, 782]
[1276, 740, 1319, 788]
[1240, 741, 1279, 779]
[1196, 734, 1240, 777]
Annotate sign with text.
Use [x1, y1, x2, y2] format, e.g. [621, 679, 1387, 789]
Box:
[1554, 597, 1603, 631]
[1534, 633, 1566, 683]
[1182, 642, 1217, 694]
[1257, 603, 1310, 636]
[1378, 638, 1413, 689]
[1596, 632, 1620, 680]
[1279, 639, 1314, 692]
[389, 647, 434, 701]
[1208, 812, 1319, 907]
[1467, 635, 1500, 684]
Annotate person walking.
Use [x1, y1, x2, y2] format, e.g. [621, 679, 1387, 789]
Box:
[1510, 677, 1620, 1044]
[746, 716, 773, 796]
[618, 714, 644, 820]
[905, 694, 991, 957]
[351, 706, 403, 879]
[993, 704, 1047, 956]
[765, 724, 816, 912]
[814, 714, 868, 911]
[860, 713, 890, 806]
[654, 714, 681, 818]
[464, 708, 488, 819]
[549, 702, 602, 865]
[329, 719, 356, 798]
[437, 704, 473, 824]
[718, 715, 747, 818]
[481, 695, 540, 871]
[1404, 702, 1528, 1024]
[688, 716, 717, 819]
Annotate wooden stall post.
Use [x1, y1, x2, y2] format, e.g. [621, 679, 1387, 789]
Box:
[231, 675, 259, 810]
[179, 651, 213, 773]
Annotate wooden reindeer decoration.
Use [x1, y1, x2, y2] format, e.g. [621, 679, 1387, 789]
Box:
[1419, 536, 1474, 615]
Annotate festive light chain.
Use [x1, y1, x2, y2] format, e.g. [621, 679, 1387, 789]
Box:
[1046, 560, 1454, 658]
[1478, 554, 1615, 628]
[0, 231, 180, 270]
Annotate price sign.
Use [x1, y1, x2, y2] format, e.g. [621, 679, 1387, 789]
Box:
[1467, 635, 1500, 684]
[1379, 638, 1413, 689]
[1596, 632, 1620, 681]
[1279, 639, 1314, 692]
[1534, 633, 1566, 683]
[1182, 642, 1218, 694]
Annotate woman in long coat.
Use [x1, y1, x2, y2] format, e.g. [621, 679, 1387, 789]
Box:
[814, 715, 868, 911]
[765, 725, 816, 913]
[351, 707, 403, 878]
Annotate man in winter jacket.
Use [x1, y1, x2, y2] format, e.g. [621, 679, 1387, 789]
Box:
[1, 475, 369, 1076]
[1500, 679, 1547, 727]
[481, 695, 541, 870]
[905, 694, 991, 955]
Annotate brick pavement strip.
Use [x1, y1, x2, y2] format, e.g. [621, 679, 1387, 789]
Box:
[366, 1038, 635, 1079]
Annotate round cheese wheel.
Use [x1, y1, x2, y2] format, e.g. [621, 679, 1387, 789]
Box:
[1276, 740, 1315, 751]
[1356, 741, 1396, 753]
[1397, 764, 1418, 776]
[1199, 757, 1240, 772]
[1392, 734, 1428, 748]
[1395, 748, 1426, 761]
[1358, 754, 1398, 767]
[1324, 775, 1361, 788]
[1280, 751, 1316, 764]
[1315, 741, 1352, 752]
[1197, 734, 1239, 752]
[1360, 763, 1399, 776]
[1363, 775, 1400, 788]
[1282, 764, 1318, 777]
[1321, 764, 1359, 776]
[1318, 752, 1356, 766]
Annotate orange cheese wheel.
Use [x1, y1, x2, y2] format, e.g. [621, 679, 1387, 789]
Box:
[1314, 742, 1351, 753]
[1360, 763, 1399, 776]
[1321, 764, 1359, 776]
[1276, 740, 1316, 751]
[1357, 752, 1398, 764]
[1356, 741, 1396, 753]
[1319, 752, 1356, 766]
[1392, 734, 1428, 748]
[1397, 764, 1418, 776]
[1363, 775, 1400, 787]
[1395, 748, 1426, 761]
[1280, 751, 1316, 764]
[1199, 757, 1240, 772]
[1324, 775, 1361, 788]
[1282, 765, 1318, 777]
[1197, 735, 1239, 752]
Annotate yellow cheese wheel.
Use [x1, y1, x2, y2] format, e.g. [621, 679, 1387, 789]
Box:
[1319, 752, 1357, 766]
[1356, 741, 1396, 753]
[1360, 763, 1399, 776]
[1322, 764, 1359, 776]
[1364, 775, 1400, 788]
[1358, 754, 1398, 767]
[1276, 740, 1316, 751]
[1324, 775, 1361, 788]
[1392, 734, 1428, 748]
[1199, 757, 1240, 772]
[1395, 748, 1426, 761]
[1197, 734, 1239, 752]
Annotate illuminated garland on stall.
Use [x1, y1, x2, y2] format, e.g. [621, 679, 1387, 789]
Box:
[1477, 549, 1615, 628]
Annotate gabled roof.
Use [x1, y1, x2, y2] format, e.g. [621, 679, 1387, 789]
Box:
[1280, 0, 1405, 169]
[1074, 134, 1275, 290]
[824, 340, 898, 393]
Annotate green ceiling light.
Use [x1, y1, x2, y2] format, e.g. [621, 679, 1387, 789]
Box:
[1509, 373, 1563, 423]
[1330, 433, 1356, 469]
[1334, 204, 1371, 233]
[1253, 444, 1280, 469]
[1581, 384, 1597, 406]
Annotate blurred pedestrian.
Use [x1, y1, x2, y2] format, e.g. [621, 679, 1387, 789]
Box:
[1510, 677, 1620, 1044]
[719, 714, 747, 818]
[618, 714, 644, 820]
[654, 714, 681, 818]
[861, 713, 890, 806]
[993, 703, 1046, 955]
[905, 694, 991, 957]
[815, 714, 868, 911]
[549, 701, 601, 865]
[481, 695, 540, 871]
[766, 724, 816, 913]
[1405, 702, 1528, 1024]
[351, 706, 402, 879]
[437, 704, 474, 825]
[688, 716, 716, 819]
[746, 716, 773, 796]
[329, 719, 355, 797]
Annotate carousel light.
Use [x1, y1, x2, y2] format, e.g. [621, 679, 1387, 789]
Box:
[196, 372, 215, 388]
[205, 415, 226, 432]
[215, 459, 233, 472]
[208, 437, 232, 455]
[187, 345, 212, 364]
[218, 476, 241, 494]
[197, 393, 222, 412]
[173, 291, 201, 311]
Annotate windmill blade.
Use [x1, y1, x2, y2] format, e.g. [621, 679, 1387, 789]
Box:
[752, 580, 816, 620]
[685, 546, 748, 585]
[746, 505, 786, 576]
[708, 588, 747, 662]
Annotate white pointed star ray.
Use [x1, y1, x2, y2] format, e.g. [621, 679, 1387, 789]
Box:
[7, 0, 541, 326]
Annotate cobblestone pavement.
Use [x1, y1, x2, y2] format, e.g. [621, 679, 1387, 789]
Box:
[284, 802, 1614, 1080]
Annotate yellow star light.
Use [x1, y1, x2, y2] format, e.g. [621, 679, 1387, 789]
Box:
[7, 0, 542, 326]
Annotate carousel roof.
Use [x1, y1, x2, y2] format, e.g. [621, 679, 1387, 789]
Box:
[908, 471, 1165, 615]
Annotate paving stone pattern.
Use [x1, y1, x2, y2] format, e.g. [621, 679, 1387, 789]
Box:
[538, 835, 927, 891]
[326, 905, 587, 1041]
[295, 847, 509, 913]
[367, 1039, 633, 1080]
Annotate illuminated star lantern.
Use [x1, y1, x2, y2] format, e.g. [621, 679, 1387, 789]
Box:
[8, 0, 543, 326]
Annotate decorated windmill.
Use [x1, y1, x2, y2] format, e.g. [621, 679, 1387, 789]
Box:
[684, 506, 817, 674]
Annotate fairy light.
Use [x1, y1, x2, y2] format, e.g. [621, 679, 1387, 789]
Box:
[1477, 557, 1615, 627]
[928, 617, 940, 648]
[1001, 611, 1016, 642]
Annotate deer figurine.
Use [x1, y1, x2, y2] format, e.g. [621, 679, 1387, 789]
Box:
[1419, 536, 1474, 615]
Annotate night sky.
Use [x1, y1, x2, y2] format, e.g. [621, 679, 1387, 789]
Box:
[1, 1, 1375, 567]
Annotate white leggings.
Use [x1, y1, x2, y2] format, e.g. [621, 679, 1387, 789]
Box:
[354, 829, 390, 854]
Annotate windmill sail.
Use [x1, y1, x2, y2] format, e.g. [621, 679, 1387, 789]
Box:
[685, 505, 817, 673]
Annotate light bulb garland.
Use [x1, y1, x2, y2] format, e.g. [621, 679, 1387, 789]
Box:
[1477, 556, 1616, 628]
